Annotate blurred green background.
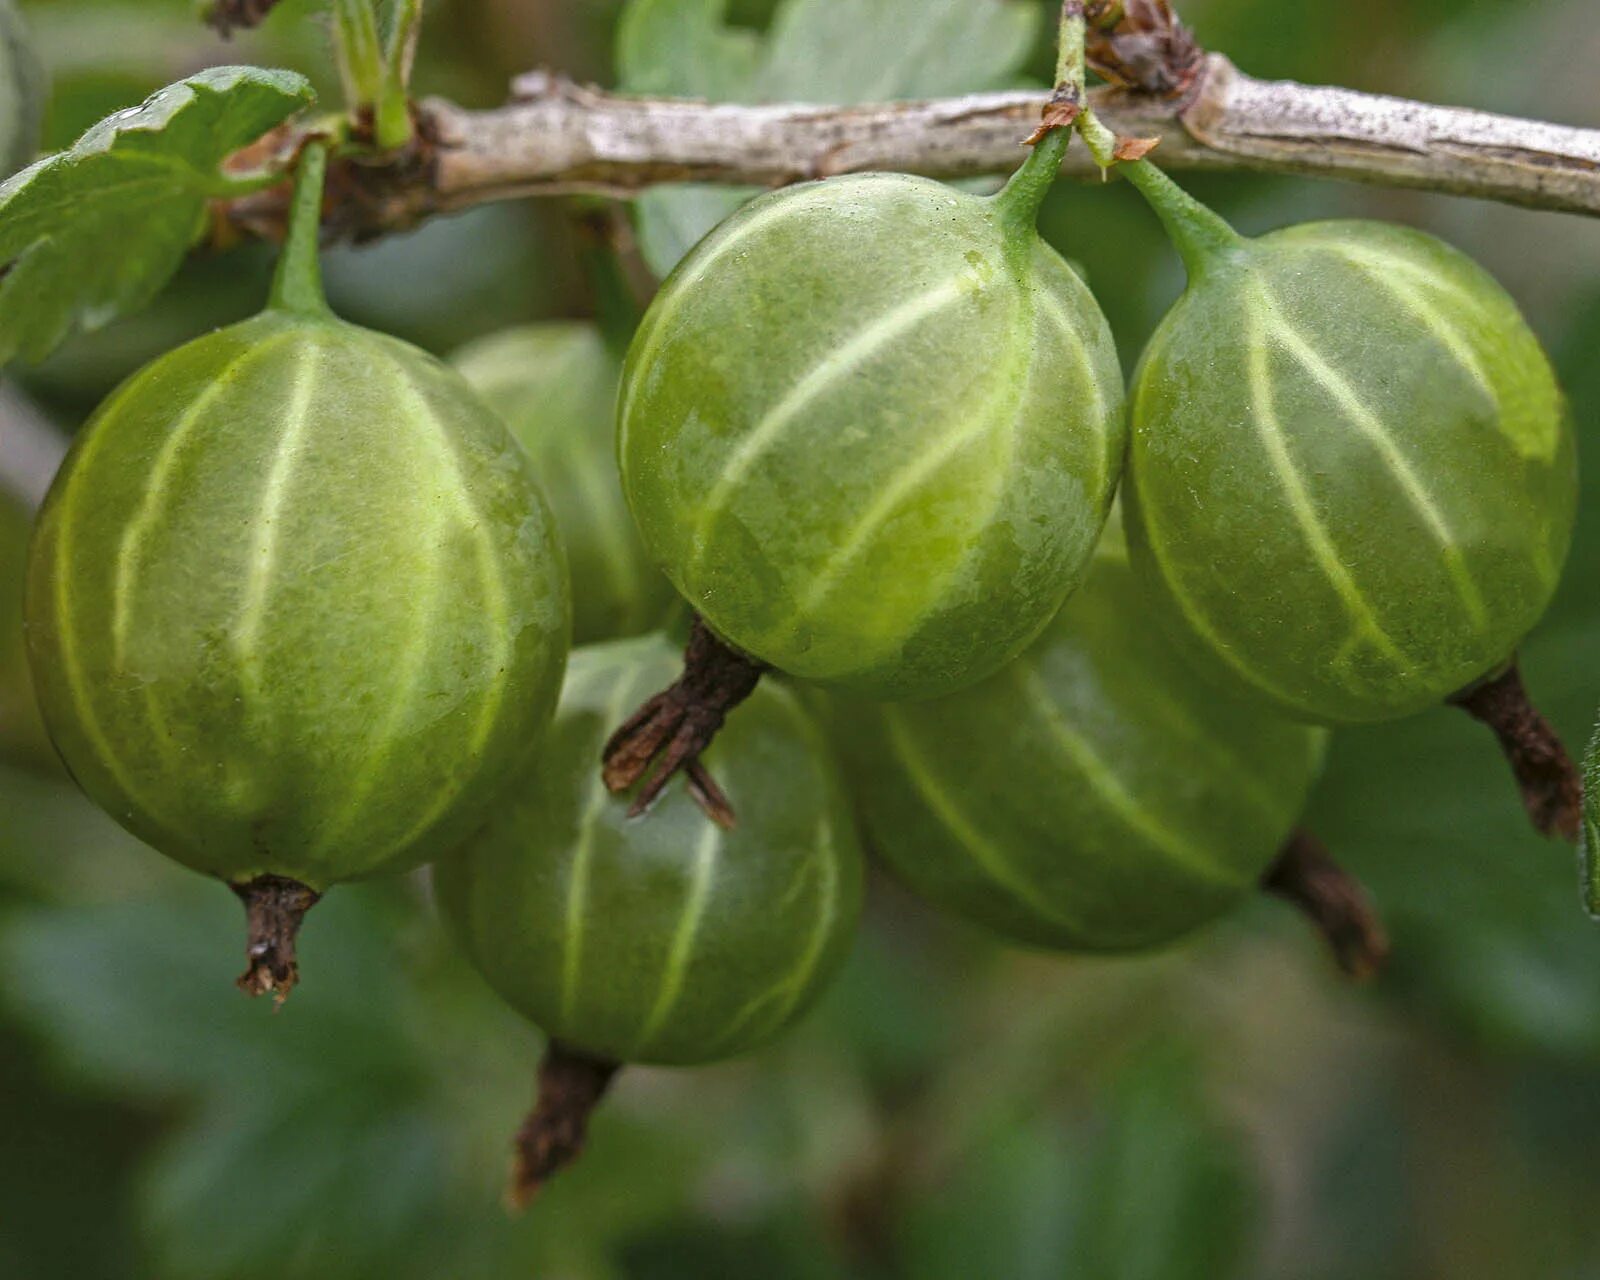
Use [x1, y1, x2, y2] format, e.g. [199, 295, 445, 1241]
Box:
[4, 1, 1600, 1276]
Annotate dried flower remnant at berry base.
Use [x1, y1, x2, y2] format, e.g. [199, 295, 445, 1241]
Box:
[24, 143, 570, 1000]
[1114, 155, 1580, 838]
[436, 635, 863, 1201]
[606, 105, 1125, 819]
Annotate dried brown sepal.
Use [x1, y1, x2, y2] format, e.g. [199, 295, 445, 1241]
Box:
[1449, 660, 1581, 841]
[1113, 134, 1162, 162]
[231, 874, 321, 1004]
[507, 1043, 621, 1209]
[600, 615, 764, 826]
[1084, 0, 1204, 99]
[203, 0, 285, 37]
[1263, 829, 1390, 982]
[1023, 92, 1084, 146]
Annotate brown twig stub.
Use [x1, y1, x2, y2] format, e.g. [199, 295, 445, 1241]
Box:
[600, 616, 765, 826]
[231, 874, 321, 1003]
[1085, 0, 1204, 98]
[203, 0, 284, 37]
[1263, 829, 1390, 981]
[1449, 661, 1581, 841]
[508, 1042, 621, 1209]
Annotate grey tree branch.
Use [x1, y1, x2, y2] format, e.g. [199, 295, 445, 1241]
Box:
[227, 52, 1600, 244]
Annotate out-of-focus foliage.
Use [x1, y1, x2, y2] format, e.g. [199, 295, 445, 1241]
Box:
[615, 0, 1039, 274]
[0, 66, 313, 364]
[4, 1, 1600, 1277]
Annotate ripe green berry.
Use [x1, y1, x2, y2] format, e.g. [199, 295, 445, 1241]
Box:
[436, 633, 863, 1067]
[617, 130, 1125, 700]
[1121, 165, 1576, 726]
[25, 146, 570, 994]
[826, 527, 1327, 951]
[451, 322, 675, 644]
[0, 0, 43, 177]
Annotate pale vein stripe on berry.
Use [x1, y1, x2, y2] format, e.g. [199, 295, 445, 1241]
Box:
[786, 284, 1029, 626]
[617, 183, 843, 465]
[1034, 257, 1117, 496]
[305, 397, 452, 862]
[110, 332, 297, 670]
[352, 349, 516, 861]
[633, 820, 723, 1056]
[1323, 246, 1497, 402]
[1239, 299, 1411, 668]
[683, 274, 976, 592]
[560, 665, 648, 1025]
[53, 376, 200, 843]
[1013, 663, 1242, 886]
[884, 706, 1087, 930]
[707, 810, 843, 1054]
[1253, 279, 1490, 631]
[233, 340, 323, 696]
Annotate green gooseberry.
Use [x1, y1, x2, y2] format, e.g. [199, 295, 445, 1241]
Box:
[451, 322, 675, 644]
[1120, 164, 1576, 729]
[616, 126, 1125, 701]
[827, 525, 1326, 951]
[0, 0, 43, 178]
[437, 632, 863, 1067]
[437, 631, 863, 1197]
[25, 145, 570, 996]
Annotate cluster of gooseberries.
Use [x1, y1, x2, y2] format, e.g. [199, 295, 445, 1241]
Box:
[15, 2, 1582, 1199]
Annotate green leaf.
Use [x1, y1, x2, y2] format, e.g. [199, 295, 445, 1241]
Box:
[0, 65, 315, 366]
[615, 0, 1039, 275]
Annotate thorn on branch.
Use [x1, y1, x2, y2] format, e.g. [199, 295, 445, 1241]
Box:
[1085, 0, 1204, 98]
[203, 0, 285, 37]
[507, 1042, 620, 1209]
[1449, 660, 1581, 841]
[1263, 829, 1390, 981]
[600, 616, 765, 827]
[232, 874, 321, 1004]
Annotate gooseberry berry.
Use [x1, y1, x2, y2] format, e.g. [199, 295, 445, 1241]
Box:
[827, 526, 1328, 953]
[1117, 159, 1578, 835]
[25, 144, 571, 997]
[435, 632, 863, 1198]
[616, 127, 1124, 702]
[451, 322, 675, 644]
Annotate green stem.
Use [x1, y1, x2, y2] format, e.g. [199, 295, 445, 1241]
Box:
[374, 0, 423, 150]
[333, 0, 385, 112]
[992, 1, 1084, 228]
[993, 126, 1071, 229]
[1118, 157, 1246, 278]
[268, 142, 332, 316]
[1054, 1, 1086, 98]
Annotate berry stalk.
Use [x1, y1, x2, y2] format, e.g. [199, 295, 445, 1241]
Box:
[266, 140, 332, 317]
[1262, 829, 1390, 981]
[1448, 661, 1581, 842]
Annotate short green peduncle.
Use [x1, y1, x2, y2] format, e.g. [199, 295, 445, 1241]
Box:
[267, 141, 332, 317]
[993, 125, 1072, 231]
[1119, 159, 1247, 280]
[992, 1, 1086, 232]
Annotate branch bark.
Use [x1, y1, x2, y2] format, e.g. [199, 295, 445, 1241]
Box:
[223, 52, 1600, 244]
